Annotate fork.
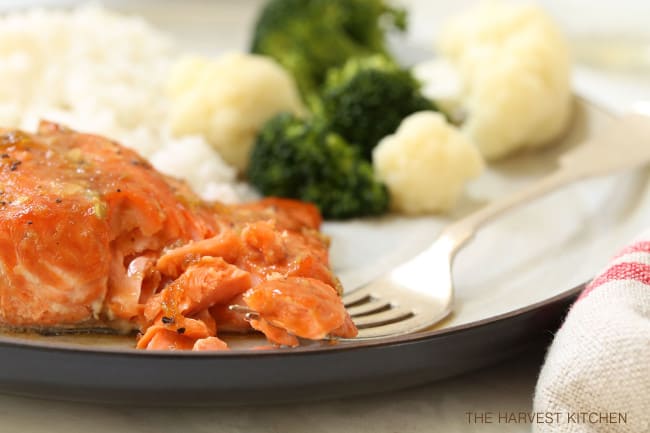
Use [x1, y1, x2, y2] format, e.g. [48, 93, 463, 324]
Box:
[343, 111, 650, 338]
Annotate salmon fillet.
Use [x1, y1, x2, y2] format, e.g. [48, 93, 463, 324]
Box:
[0, 122, 217, 330]
[0, 122, 357, 348]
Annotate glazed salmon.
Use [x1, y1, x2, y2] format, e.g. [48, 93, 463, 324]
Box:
[0, 123, 357, 349]
[0, 122, 217, 330]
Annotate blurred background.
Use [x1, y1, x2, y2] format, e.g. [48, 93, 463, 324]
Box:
[1, 0, 648, 112]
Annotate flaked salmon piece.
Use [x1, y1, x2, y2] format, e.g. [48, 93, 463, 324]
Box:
[193, 336, 229, 351]
[147, 256, 251, 322]
[229, 197, 322, 231]
[332, 314, 358, 339]
[156, 230, 242, 278]
[285, 248, 342, 294]
[176, 316, 213, 339]
[241, 221, 287, 265]
[210, 294, 251, 333]
[137, 325, 196, 351]
[192, 309, 218, 336]
[243, 277, 357, 341]
[107, 251, 160, 321]
[137, 312, 217, 350]
[249, 318, 299, 347]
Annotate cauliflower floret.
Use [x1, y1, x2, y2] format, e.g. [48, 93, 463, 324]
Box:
[167, 52, 304, 171]
[438, 2, 571, 160]
[373, 111, 484, 214]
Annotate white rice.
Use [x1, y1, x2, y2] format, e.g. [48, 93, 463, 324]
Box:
[0, 4, 253, 203]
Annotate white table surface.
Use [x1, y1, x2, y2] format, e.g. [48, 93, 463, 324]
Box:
[0, 1, 649, 432]
[0, 350, 543, 433]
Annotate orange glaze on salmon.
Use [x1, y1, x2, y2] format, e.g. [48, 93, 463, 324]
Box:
[0, 123, 357, 350]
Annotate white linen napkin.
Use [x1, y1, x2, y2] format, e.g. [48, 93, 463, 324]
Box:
[533, 232, 650, 432]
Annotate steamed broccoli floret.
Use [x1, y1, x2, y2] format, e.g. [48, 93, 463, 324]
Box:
[321, 55, 437, 159]
[247, 113, 389, 219]
[250, 0, 406, 98]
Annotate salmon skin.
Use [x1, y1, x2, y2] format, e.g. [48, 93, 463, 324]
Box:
[0, 122, 357, 350]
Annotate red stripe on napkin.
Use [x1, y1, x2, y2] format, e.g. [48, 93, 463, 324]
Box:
[613, 240, 650, 259]
[579, 261, 650, 301]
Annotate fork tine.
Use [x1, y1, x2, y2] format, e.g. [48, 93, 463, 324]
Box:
[342, 288, 373, 307]
[228, 304, 255, 314]
[352, 306, 413, 328]
[352, 314, 441, 339]
[346, 299, 391, 317]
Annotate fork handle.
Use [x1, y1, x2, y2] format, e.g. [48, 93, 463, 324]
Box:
[436, 111, 650, 258]
[440, 168, 580, 253]
[441, 112, 650, 254]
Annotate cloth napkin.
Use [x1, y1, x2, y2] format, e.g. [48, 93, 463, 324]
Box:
[533, 232, 650, 432]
